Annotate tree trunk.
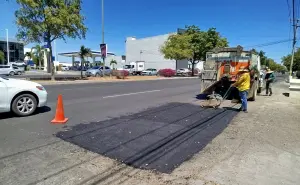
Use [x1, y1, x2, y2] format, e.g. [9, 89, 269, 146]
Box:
[81, 59, 83, 79]
[191, 60, 195, 76]
[48, 41, 55, 81]
[39, 56, 41, 70]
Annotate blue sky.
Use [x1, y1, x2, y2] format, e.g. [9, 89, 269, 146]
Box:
[0, 0, 294, 63]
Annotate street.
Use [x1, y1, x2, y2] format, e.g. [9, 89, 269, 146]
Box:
[1, 77, 300, 185]
[0, 79, 200, 161]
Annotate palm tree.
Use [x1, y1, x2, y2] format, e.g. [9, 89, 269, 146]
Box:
[31, 45, 44, 70]
[78, 45, 91, 79]
[110, 59, 117, 69]
[0, 50, 5, 64]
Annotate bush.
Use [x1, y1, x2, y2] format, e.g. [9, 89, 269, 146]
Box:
[112, 70, 129, 79]
[158, 68, 176, 77]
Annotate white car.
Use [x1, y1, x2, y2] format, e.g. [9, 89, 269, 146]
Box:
[0, 77, 48, 116]
[177, 68, 190, 76]
[61, 66, 69, 71]
[142, 68, 158, 76]
[0, 65, 16, 76]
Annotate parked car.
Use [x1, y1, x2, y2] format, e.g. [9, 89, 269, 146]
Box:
[13, 66, 24, 75]
[142, 68, 158, 76]
[61, 65, 69, 71]
[0, 77, 48, 116]
[176, 68, 190, 76]
[85, 66, 112, 77]
[0, 65, 16, 76]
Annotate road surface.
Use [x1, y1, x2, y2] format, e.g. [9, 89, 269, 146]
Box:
[0, 77, 289, 185]
[0, 79, 200, 159]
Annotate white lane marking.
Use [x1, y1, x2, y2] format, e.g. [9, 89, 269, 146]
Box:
[102, 90, 161, 99]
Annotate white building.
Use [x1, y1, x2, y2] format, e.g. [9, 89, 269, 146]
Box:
[24, 48, 32, 61]
[125, 33, 188, 71]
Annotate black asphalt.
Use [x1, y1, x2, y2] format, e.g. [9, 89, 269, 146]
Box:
[57, 102, 238, 173]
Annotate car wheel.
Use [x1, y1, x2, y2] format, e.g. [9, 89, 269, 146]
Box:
[9, 71, 15, 76]
[149, 73, 152, 76]
[95, 73, 100, 77]
[11, 94, 37, 116]
[17, 71, 22, 75]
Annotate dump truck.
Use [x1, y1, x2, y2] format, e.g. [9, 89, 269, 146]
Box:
[199, 46, 261, 101]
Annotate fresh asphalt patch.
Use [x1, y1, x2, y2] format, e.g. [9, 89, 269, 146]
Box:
[56, 102, 238, 173]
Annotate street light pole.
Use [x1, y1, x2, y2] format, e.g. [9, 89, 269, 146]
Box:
[6, 29, 9, 64]
[101, 0, 105, 68]
[102, 0, 104, 44]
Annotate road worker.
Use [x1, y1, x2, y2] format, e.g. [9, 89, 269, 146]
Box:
[231, 66, 250, 113]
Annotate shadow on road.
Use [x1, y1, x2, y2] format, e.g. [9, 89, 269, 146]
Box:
[282, 92, 290, 97]
[0, 106, 51, 120]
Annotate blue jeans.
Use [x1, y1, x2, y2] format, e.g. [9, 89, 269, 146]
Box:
[239, 91, 248, 111]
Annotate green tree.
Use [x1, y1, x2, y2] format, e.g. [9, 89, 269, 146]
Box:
[15, 0, 87, 80]
[78, 45, 91, 79]
[258, 50, 267, 66]
[282, 49, 300, 72]
[110, 59, 117, 69]
[0, 50, 5, 64]
[31, 45, 44, 69]
[161, 25, 228, 76]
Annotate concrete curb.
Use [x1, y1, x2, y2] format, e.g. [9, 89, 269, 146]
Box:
[37, 77, 199, 86]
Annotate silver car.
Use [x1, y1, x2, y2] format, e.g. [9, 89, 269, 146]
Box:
[85, 66, 112, 77]
[13, 66, 24, 75]
[0, 65, 16, 76]
[142, 68, 158, 76]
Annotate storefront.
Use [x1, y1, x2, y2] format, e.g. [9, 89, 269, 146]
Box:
[0, 38, 24, 64]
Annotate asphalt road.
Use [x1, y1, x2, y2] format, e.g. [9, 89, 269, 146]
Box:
[0, 77, 287, 184]
[0, 78, 200, 159]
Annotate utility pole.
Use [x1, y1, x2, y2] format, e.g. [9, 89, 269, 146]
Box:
[102, 0, 104, 44]
[290, 0, 298, 79]
[101, 0, 105, 68]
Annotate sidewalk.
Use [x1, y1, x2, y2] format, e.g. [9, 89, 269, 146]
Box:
[33, 76, 198, 86]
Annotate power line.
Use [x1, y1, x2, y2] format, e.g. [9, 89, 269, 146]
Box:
[244, 39, 293, 48]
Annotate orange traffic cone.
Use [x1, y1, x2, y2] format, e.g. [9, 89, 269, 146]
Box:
[51, 94, 68, 124]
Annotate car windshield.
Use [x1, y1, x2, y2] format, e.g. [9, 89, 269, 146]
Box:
[92, 66, 99, 69]
[145, 69, 152, 71]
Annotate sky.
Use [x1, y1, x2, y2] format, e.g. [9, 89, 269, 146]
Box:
[0, 0, 295, 63]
